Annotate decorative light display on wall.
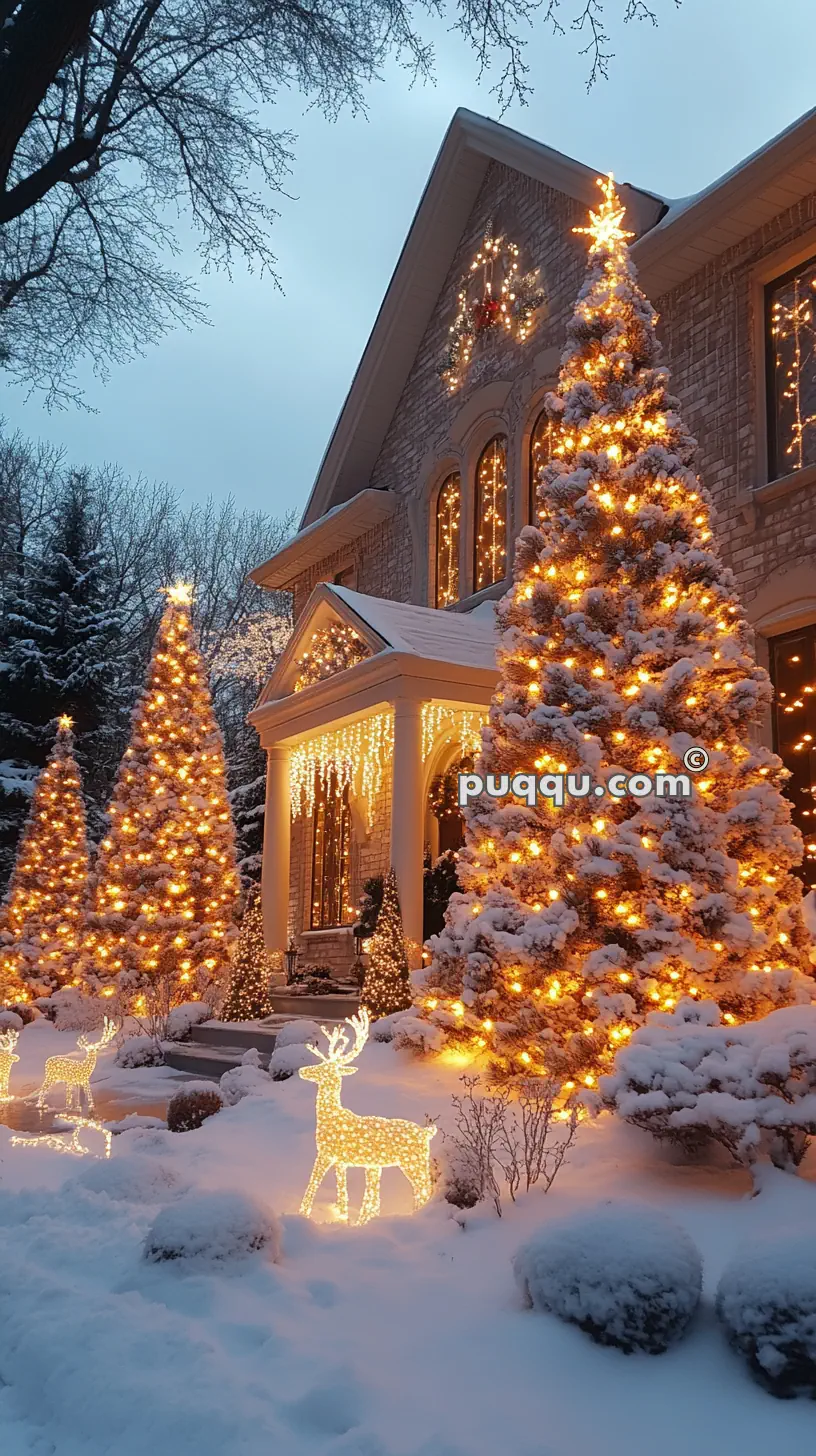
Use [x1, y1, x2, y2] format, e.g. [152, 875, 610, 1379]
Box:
[770, 629, 816, 890]
[293, 622, 370, 693]
[421, 704, 487, 762]
[299, 1010, 436, 1224]
[290, 711, 394, 830]
[474, 436, 508, 591]
[438, 224, 546, 393]
[435, 473, 461, 607]
[768, 262, 816, 478]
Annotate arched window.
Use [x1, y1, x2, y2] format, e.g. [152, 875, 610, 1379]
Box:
[529, 408, 553, 523]
[310, 768, 352, 928]
[474, 435, 507, 592]
[435, 472, 461, 607]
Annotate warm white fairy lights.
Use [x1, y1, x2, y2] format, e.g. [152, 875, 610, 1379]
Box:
[36, 1019, 117, 1113]
[290, 711, 394, 830]
[0, 1028, 19, 1101]
[299, 1010, 436, 1224]
[293, 622, 370, 693]
[435, 473, 461, 607]
[421, 704, 487, 762]
[769, 267, 816, 474]
[12, 1116, 112, 1159]
[438, 225, 545, 393]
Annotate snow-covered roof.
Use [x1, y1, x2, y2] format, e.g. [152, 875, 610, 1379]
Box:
[330, 586, 498, 671]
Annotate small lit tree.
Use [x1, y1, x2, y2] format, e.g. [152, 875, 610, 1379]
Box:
[221, 885, 273, 1021]
[0, 716, 90, 999]
[420, 177, 813, 1083]
[84, 583, 240, 1007]
[361, 868, 413, 1019]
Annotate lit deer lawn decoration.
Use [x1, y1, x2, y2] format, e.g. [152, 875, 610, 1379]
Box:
[299, 1009, 436, 1225]
[0, 1028, 20, 1101]
[37, 1018, 117, 1113]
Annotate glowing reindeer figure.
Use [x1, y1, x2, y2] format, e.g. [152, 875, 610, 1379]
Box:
[0, 1028, 20, 1101]
[299, 1009, 436, 1225]
[37, 1018, 117, 1113]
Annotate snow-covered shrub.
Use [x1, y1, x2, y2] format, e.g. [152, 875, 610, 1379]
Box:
[115, 1034, 165, 1069]
[268, 1043, 316, 1080]
[392, 1016, 445, 1055]
[166, 1083, 223, 1131]
[370, 1009, 415, 1043]
[513, 1204, 703, 1354]
[603, 1001, 816, 1177]
[39, 989, 110, 1031]
[0, 1009, 24, 1033]
[165, 1002, 211, 1040]
[1, 1002, 37, 1025]
[77, 1156, 188, 1203]
[143, 1190, 279, 1264]
[716, 1236, 816, 1397]
[219, 1059, 272, 1106]
[274, 1018, 322, 1049]
[443, 1075, 577, 1216]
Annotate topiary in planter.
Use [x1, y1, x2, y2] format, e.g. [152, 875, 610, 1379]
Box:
[166, 1084, 223, 1132]
[716, 1236, 816, 1398]
[513, 1203, 703, 1354]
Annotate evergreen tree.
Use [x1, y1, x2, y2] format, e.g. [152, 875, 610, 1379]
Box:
[84, 583, 240, 1007]
[0, 477, 127, 887]
[0, 716, 90, 1000]
[228, 733, 266, 884]
[221, 885, 273, 1020]
[362, 868, 413, 1018]
[420, 177, 812, 1082]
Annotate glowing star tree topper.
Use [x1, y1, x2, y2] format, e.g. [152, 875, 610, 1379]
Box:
[419, 175, 812, 1085]
[299, 1009, 436, 1224]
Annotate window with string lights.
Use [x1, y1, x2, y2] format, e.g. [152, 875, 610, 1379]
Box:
[769, 625, 816, 890]
[529, 408, 553, 524]
[310, 769, 353, 929]
[435, 472, 461, 607]
[766, 256, 816, 480]
[473, 435, 508, 592]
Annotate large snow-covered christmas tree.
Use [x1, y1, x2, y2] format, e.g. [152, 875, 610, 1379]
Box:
[420, 177, 813, 1082]
[83, 583, 240, 1005]
[0, 716, 90, 1000]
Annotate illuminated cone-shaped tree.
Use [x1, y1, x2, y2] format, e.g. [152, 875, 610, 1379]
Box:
[420, 177, 813, 1083]
[84, 584, 240, 1006]
[362, 868, 413, 1019]
[0, 716, 90, 1000]
[221, 885, 273, 1021]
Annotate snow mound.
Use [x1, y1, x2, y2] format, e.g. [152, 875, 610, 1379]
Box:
[77, 1156, 189, 1203]
[274, 1018, 322, 1048]
[116, 1034, 164, 1068]
[716, 1235, 816, 1397]
[220, 1061, 272, 1105]
[0, 1009, 23, 1032]
[166, 1002, 212, 1040]
[143, 1190, 280, 1264]
[370, 1009, 415, 1043]
[269, 1043, 316, 1080]
[513, 1203, 703, 1354]
[392, 1016, 445, 1054]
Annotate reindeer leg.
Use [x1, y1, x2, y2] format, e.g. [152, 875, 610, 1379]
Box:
[300, 1153, 334, 1218]
[334, 1164, 349, 1223]
[36, 1079, 48, 1111]
[408, 1155, 433, 1210]
[84, 1080, 95, 1114]
[358, 1167, 381, 1225]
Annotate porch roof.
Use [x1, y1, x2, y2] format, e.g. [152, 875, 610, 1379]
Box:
[329, 586, 498, 670]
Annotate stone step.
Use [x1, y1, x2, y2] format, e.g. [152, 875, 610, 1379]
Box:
[194, 1021, 282, 1052]
[269, 993, 361, 1021]
[163, 1042, 271, 1080]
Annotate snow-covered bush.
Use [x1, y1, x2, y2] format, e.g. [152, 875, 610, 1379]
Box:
[38, 989, 111, 1031]
[0, 1002, 37, 1025]
[165, 1002, 212, 1040]
[143, 1190, 280, 1264]
[0, 1009, 24, 1033]
[274, 1018, 322, 1049]
[392, 1016, 445, 1055]
[220, 1056, 272, 1105]
[513, 1204, 703, 1354]
[602, 1001, 816, 1177]
[370, 1009, 415, 1043]
[268, 1043, 316, 1081]
[443, 1075, 577, 1216]
[716, 1236, 816, 1397]
[77, 1156, 188, 1203]
[115, 1034, 165, 1069]
[166, 1083, 223, 1131]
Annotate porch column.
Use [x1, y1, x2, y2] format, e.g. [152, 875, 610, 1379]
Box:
[391, 698, 424, 967]
[261, 745, 291, 954]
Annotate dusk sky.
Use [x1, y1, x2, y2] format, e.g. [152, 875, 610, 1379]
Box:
[4, 0, 814, 530]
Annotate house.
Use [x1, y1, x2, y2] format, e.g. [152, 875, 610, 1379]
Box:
[250, 105, 816, 975]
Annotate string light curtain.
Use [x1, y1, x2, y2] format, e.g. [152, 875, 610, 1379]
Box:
[474, 436, 507, 591]
[310, 769, 353, 928]
[769, 625, 816, 890]
[435, 473, 461, 607]
[290, 711, 394, 831]
[767, 257, 816, 479]
[421, 704, 486, 762]
[530, 409, 553, 524]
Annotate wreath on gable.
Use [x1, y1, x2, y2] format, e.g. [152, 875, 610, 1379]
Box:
[437, 223, 546, 393]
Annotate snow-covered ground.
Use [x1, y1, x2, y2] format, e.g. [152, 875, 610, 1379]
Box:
[1, 1021, 815, 1456]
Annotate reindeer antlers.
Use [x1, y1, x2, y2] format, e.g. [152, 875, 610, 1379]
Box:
[306, 1008, 371, 1066]
[0, 1027, 20, 1052]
